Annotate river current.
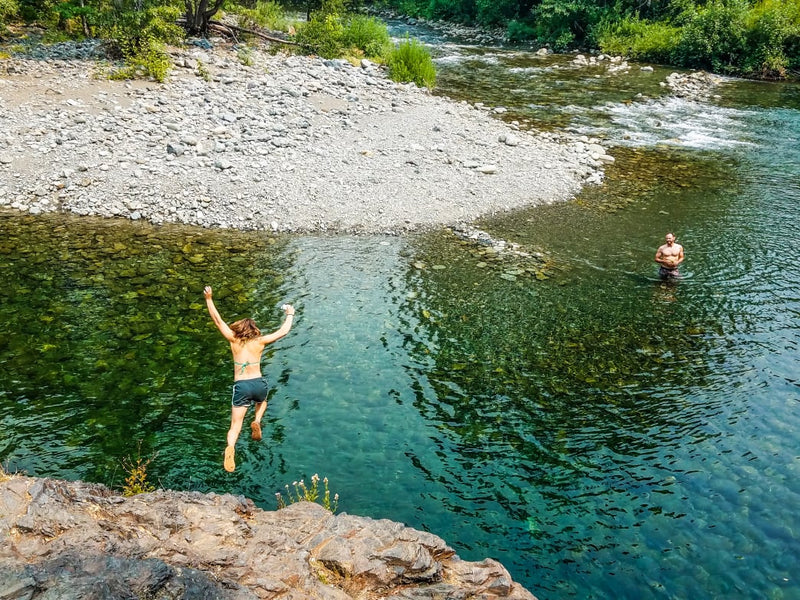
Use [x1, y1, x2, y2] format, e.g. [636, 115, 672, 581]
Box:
[2, 26, 800, 599]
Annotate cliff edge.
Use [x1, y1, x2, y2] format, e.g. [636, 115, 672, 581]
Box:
[0, 475, 536, 600]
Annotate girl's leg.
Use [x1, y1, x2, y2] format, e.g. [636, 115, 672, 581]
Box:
[227, 406, 248, 446]
[224, 406, 249, 472]
[251, 401, 268, 440]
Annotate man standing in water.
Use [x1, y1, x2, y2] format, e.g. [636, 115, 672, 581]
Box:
[655, 232, 685, 278]
[204, 286, 295, 472]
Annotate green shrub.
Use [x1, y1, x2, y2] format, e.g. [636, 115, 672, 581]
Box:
[196, 58, 210, 80]
[100, 4, 182, 82]
[50, 0, 94, 34]
[319, 0, 350, 16]
[475, 0, 517, 27]
[551, 29, 575, 51]
[597, 16, 681, 63]
[0, 0, 19, 28]
[673, 0, 749, 73]
[40, 29, 76, 42]
[342, 14, 391, 59]
[295, 12, 345, 58]
[788, 28, 800, 72]
[395, 0, 426, 18]
[109, 37, 171, 82]
[741, 0, 800, 78]
[387, 35, 436, 88]
[237, 43, 254, 65]
[506, 18, 536, 43]
[228, 0, 291, 31]
[17, 0, 54, 24]
[293, 9, 391, 62]
[425, 0, 475, 22]
[532, 0, 603, 50]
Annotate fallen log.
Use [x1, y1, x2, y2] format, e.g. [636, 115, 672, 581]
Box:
[207, 20, 300, 46]
[176, 18, 299, 46]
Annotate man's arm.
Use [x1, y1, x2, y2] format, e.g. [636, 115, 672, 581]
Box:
[654, 246, 668, 265]
[204, 286, 236, 342]
[259, 305, 295, 345]
[674, 245, 685, 266]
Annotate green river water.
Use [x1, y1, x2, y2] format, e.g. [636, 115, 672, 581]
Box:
[2, 30, 800, 600]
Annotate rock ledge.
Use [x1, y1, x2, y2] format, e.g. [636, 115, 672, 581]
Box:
[0, 475, 536, 600]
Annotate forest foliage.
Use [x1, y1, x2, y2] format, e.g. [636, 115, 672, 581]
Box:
[0, 0, 436, 86]
[1, 0, 797, 80]
[372, 0, 800, 78]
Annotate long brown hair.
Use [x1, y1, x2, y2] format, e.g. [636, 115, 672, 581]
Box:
[230, 318, 261, 342]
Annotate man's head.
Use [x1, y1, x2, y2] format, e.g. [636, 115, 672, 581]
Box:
[231, 318, 261, 341]
[665, 233, 675, 245]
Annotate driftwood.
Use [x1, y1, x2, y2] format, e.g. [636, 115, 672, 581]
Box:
[176, 18, 299, 46]
[210, 20, 300, 45]
[208, 21, 240, 43]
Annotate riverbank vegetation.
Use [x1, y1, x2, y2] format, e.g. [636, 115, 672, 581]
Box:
[371, 0, 800, 79]
[275, 473, 339, 512]
[0, 0, 436, 86]
[120, 449, 157, 496]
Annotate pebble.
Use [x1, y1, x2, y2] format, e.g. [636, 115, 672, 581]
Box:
[0, 41, 607, 234]
[664, 70, 724, 101]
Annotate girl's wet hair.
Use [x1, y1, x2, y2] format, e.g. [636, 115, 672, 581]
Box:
[230, 318, 261, 341]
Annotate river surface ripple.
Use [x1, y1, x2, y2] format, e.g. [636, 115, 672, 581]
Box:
[2, 26, 800, 600]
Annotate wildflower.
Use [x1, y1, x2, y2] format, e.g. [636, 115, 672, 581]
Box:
[276, 474, 338, 513]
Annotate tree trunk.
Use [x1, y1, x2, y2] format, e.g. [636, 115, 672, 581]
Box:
[184, 0, 225, 36]
[79, 0, 90, 37]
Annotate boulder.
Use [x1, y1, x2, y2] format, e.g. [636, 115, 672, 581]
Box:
[0, 476, 537, 600]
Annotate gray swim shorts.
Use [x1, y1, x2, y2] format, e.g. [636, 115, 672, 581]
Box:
[231, 377, 269, 408]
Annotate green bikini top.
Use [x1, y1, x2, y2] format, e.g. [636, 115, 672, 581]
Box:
[234, 360, 258, 374]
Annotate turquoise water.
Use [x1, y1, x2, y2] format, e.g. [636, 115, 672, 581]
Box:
[3, 34, 800, 599]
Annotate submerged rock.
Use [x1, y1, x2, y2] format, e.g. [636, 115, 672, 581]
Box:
[0, 475, 537, 600]
[451, 224, 555, 280]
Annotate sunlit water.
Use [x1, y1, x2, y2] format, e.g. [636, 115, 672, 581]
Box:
[2, 25, 800, 600]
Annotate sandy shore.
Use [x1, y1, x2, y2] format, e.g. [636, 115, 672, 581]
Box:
[0, 41, 607, 234]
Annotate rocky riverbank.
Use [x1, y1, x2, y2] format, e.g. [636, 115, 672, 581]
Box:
[0, 40, 606, 234]
[0, 475, 537, 600]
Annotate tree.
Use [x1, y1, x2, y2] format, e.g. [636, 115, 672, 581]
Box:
[184, 0, 225, 35]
